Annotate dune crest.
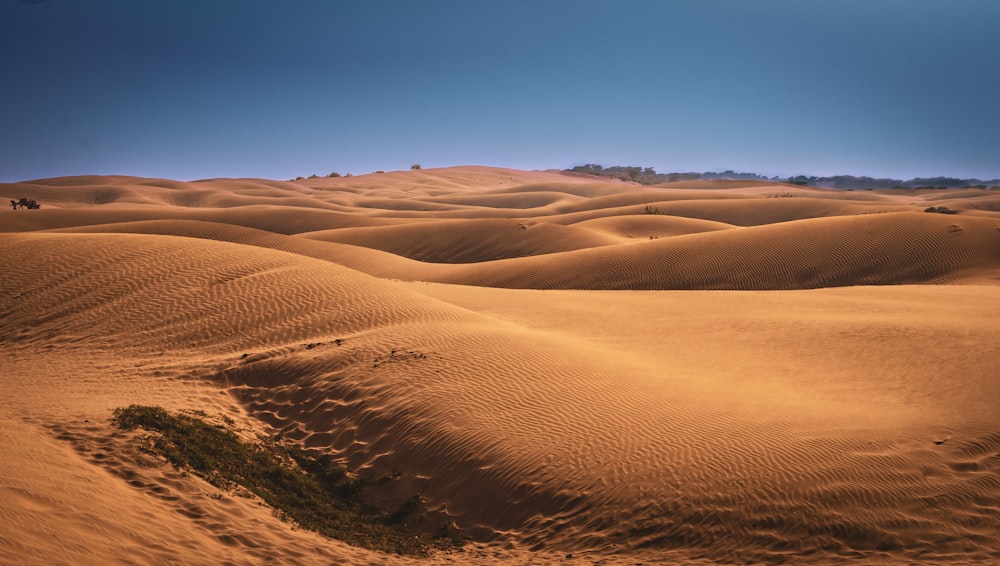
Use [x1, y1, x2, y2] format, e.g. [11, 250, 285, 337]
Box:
[2, 167, 999, 564]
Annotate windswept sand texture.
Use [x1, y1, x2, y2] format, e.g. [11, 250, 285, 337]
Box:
[2, 166, 1000, 564]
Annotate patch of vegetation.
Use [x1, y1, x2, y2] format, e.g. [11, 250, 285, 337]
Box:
[564, 164, 1000, 189]
[112, 405, 458, 556]
[567, 164, 772, 185]
[644, 204, 665, 215]
[924, 206, 957, 214]
[411, 163, 422, 170]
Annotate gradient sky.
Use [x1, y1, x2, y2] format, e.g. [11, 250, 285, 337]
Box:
[2, 0, 998, 182]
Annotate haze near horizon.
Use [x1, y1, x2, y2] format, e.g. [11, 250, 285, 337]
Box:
[2, 0, 998, 182]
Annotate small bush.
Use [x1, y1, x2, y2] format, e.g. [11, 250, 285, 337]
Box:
[924, 206, 957, 214]
[411, 164, 422, 170]
[327, 172, 341, 178]
[644, 204, 664, 215]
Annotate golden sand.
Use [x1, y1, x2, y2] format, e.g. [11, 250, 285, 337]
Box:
[2, 167, 999, 564]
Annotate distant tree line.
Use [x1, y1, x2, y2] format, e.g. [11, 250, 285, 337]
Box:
[565, 164, 771, 184]
[565, 164, 1000, 190]
[786, 175, 1000, 190]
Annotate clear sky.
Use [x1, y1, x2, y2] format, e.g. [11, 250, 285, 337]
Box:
[2, 0, 998, 182]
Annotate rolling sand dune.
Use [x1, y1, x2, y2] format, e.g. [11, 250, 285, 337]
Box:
[300, 219, 621, 263]
[424, 212, 1000, 289]
[2, 167, 999, 564]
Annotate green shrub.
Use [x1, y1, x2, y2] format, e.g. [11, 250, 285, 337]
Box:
[924, 206, 957, 214]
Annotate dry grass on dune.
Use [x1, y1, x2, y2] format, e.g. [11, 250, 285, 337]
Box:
[2, 167, 1000, 565]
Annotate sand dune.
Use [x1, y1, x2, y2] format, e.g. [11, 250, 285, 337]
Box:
[571, 214, 737, 239]
[2, 167, 999, 564]
[300, 218, 621, 263]
[425, 212, 1000, 289]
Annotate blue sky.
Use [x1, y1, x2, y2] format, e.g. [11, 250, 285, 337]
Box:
[2, 0, 998, 182]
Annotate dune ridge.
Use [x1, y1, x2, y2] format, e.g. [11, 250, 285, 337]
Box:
[427, 212, 1000, 289]
[2, 167, 999, 564]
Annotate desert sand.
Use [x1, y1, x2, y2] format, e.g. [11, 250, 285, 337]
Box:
[2, 166, 999, 564]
